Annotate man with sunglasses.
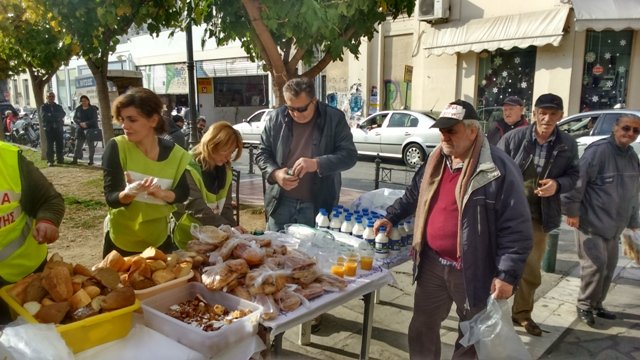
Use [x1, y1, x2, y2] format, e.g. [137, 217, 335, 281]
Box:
[562, 113, 640, 326]
[497, 93, 579, 336]
[256, 77, 357, 231]
[374, 100, 532, 359]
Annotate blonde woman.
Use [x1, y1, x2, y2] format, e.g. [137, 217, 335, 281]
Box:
[102, 88, 191, 257]
[173, 121, 246, 249]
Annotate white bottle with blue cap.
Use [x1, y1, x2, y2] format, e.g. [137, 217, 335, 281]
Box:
[329, 212, 342, 232]
[316, 209, 330, 229]
[362, 219, 376, 248]
[389, 225, 402, 256]
[374, 226, 389, 258]
[352, 216, 365, 238]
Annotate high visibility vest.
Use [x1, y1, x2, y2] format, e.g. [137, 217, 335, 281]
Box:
[173, 161, 232, 249]
[108, 136, 191, 252]
[0, 142, 47, 282]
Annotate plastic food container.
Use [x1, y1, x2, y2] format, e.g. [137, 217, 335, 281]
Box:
[0, 284, 140, 353]
[134, 270, 194, 300]
[141, 282, 262, 356]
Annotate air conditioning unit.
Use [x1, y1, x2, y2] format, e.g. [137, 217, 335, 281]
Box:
[417, 0, 450, 22]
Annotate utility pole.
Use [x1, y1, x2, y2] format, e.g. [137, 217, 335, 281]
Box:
[186, 1, 198, 148]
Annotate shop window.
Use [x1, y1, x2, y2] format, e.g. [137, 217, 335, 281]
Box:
[476, 47, 536, 121]
[580, 31, 632, 111]
[213, 75, 268, 107]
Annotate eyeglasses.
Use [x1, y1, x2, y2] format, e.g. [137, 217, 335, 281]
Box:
[286, 99, 314, 113]
[620, 125, 640, 135]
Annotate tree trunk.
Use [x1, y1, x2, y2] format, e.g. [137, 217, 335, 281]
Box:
[28, 70, 49, 160]
[85, 59, 114, 144]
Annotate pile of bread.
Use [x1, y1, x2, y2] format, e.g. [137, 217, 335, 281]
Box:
[8, 253, 136, 324]
[190, 226, 349, 320]
[166, 293, 254, 332]
[95, 247, 201, 290]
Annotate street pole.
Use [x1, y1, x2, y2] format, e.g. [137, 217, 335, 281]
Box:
[186, 2, 198, 149]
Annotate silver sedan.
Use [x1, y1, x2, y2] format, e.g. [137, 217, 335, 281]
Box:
[351, 110, 440, 167]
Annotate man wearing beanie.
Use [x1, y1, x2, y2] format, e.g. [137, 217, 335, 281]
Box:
[376, 99, 532, 358]
[498, 93, 579, 336]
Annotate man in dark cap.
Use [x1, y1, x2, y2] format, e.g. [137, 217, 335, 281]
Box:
[374, 99, 532, 359]
[498, 93, 579, 336]
[487, 96, 529, 145]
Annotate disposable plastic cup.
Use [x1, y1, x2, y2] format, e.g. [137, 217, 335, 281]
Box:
[331, 264, 345, 277]
[344, 260, 358, 277]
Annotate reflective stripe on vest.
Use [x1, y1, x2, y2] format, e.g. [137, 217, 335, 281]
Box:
[0, 217, 32, 261]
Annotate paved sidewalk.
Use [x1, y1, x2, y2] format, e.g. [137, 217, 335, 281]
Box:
[231, 169, 640, 359]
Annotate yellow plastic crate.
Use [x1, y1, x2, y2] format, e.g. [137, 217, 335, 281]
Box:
[0, 284, 140, 353]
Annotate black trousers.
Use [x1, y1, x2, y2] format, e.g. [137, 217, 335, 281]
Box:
[45, 127, 64, 164]
[74, 128, 96, 162]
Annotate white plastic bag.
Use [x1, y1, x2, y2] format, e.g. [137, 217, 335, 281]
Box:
[349, 188, 405, 216]
[0, 321, 74, 360]
[459, 296, 531, 360]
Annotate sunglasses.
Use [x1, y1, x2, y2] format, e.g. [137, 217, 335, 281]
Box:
[620, 125, 640, 135]
[286, 99, 314, 113]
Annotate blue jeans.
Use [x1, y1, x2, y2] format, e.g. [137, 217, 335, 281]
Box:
[267, 196, 315, 231]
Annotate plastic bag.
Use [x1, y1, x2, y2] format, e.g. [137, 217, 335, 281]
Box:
[0, 321, 74, 360]
[460, 296, 531, 360]
[621, 229, 640, 265]
[349, 188, 405, 216]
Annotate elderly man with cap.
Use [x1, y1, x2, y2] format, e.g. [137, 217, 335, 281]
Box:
[562, 113, 640, 326]
[487, 96, 529, 145]
[374, 99, 532, 359]
[497, 93, 579, 336]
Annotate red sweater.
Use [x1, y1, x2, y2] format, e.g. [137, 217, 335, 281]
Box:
[425, 166, 460, 261]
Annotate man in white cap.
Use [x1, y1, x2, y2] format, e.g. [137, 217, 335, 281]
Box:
[375, 99, 532, 358]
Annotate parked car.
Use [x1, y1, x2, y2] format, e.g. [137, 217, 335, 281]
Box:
[351, 110, 439, 167]
[232, 109, 272, 146]
[557, 109, 640, 156]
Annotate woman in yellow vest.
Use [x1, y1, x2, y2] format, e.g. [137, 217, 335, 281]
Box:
[102, 88, 191, 257]
[173, 121, 246, 249]
[0, 142, 65, 323]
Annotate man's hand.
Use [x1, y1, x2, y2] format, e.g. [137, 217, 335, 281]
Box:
[33, 221, 59, 244]
[566, 216, 579, 228]
[291, 157, 318, 178]
[490, 278, 514, 299]
[373, 218, 392, 236]
[536, 178, 558, 197]
[273, 168, 299, 190]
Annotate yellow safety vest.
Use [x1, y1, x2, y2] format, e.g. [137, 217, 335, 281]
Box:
[108, 136, 191, 252]
[173, 161, 232, 249]
[0, 142, 47, 282]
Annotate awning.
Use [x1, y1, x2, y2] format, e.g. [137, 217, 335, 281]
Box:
[573, 0, 640, 31]
[423, 7, 570, 56]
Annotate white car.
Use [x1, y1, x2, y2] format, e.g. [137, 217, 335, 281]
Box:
[233, 109, 272, 146]
[558, 109, 640, 156]
[351, 110, 439, 167]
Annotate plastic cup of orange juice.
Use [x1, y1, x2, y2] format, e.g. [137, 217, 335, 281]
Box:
[359, 249, 374, 271]
[344, 260, 358, 277]
[331, 263, 345, 277]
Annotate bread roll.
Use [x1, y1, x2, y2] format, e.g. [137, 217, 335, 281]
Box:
[93, 250, 127, 272]
[100, 287, 135, 311]
[35, 301, 70, 324]
[42, 265, 74, 302]
[69, 288, 92, 311]
[151, 269, 176, 285]
[140, 247, 167, 262]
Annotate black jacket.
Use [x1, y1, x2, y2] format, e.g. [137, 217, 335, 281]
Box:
[486, 116, 528, 145]
[497, 124, 579, 232]
[255, 102, 358, 216]
[40, 102, 66, 131]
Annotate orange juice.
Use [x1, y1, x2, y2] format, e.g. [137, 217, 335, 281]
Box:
[360, 256, 373, 271]
[331, 264, 345, 277]
[344, 260, 358, 277]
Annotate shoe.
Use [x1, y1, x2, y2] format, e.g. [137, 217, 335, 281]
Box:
[88, 161, 94, 166]
[577, 307, 595, 326]
[47, 162, 54, 167]
[594, 307, 617, 320]
[513, 317, 542, 336]
[70, 159, 78, 165]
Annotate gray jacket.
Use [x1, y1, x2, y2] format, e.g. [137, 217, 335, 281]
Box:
[256, 102, 358, 217]
[562, 136, 640, 239]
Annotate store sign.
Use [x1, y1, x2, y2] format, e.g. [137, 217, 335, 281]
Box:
[198, 78, 212, 94]
[592, 65, 604, 75]
[404, 65, 413, 83]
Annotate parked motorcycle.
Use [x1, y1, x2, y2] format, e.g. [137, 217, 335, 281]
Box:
[64, 122, 77, 157]
[12, 114, 40, 148]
